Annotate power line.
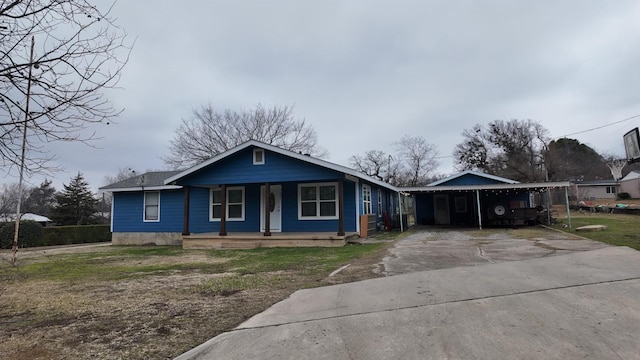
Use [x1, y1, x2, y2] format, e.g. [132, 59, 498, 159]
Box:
[558, 114, 640, 138]
[433, 113, 640, 160]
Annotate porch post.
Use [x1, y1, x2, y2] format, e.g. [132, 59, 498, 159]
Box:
[219, 184, 227, 236]
[264, 183, 271, 236]
[565, 186, 572, 229]
[182, 186, 190, 235]
[475, 189, 482, 230]
[338, 179, 345, 236]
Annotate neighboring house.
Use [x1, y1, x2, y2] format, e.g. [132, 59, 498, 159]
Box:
[0, 213, 53, 226]
[572, 179, 619, 200]
[402, 170, 571, 228]
[100, 140, 399, 248]
[619, 171, 640, 198]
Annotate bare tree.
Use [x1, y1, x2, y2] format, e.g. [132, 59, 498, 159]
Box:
[164, 104, 327, 169]
[1, 0, 131, 176]
[349, 150, 401, 184]
[454, 119, 549, 182]
[349, 136, 439, 186]
[0, 183, 28, 220]
[602, 154, 627, 181]
[102, 166, 137, 186]
[394, 135, 439, 186]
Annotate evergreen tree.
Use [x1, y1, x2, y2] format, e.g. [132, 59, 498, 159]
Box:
[23, 179, 57, 217]
[51, 173, 99, 225]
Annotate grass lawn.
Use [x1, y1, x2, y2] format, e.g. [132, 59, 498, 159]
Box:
[552, 213, 640, 250]
[0, 239, 395, 359]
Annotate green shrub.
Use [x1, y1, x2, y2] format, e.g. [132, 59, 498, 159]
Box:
[617, 192, 631, 200]
[41, 224, 111, 246]
[0, 220, 43, 249]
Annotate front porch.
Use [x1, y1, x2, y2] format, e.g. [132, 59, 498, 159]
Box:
[183, 232, 360, 249]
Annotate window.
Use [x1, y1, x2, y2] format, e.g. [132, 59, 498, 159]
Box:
[144, 191, 160, 222]
[362, 185, 372, 214]
[210, 187, 245, 221]
[454, 197, 467, 213]
[377, 189, 383, 215]
[606, 186, 616, 194]
[253, 148, 265, 165]
[298, 183, 338, 219]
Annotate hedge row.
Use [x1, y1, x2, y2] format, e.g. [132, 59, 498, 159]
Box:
[0, 222, 111, 249]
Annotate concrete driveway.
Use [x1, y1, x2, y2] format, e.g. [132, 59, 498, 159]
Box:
[381, 227, 609, 275]
[176, 229, 640, 360]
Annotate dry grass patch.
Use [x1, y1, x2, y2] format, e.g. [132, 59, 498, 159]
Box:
[0, 242, 393, 359]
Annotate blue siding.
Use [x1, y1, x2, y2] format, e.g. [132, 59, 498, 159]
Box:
[439, 174, 510, 186]
[112, 145, 373, 235]
[113, 190, 183, 232]
[186, 181, 358, 234]
[178, 147, 340, 186]
[188, 185, 261, 233]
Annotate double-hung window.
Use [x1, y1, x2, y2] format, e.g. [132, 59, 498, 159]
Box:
[298, 183, 338, 219]
[210, 187, 245, 221]
[362, 185, 372, 215]
[144, 191, 160, 222]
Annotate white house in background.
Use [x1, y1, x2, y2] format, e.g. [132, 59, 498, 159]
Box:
[572, 179, 619, 200]
[0, 213, 52, 226]
[619, 171, 640, 198]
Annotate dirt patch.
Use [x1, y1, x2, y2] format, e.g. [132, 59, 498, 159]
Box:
[0, 244, 390, 359]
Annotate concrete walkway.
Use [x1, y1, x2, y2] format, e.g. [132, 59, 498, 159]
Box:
[176, 246, 640, 359]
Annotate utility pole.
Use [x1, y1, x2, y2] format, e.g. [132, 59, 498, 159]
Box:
[12, 36, 35, 265]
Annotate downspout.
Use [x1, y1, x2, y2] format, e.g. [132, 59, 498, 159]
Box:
[355, 180, 360, 234]
[475, 189, 482, 230]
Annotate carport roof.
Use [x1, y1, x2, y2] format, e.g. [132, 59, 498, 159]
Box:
[401, 181, 571, 193]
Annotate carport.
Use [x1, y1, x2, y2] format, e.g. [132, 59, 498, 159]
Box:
[403, 181, 572, 229]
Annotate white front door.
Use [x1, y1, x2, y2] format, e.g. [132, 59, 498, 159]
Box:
[434, 194, 450, 225]
[260, 185, 282, 232]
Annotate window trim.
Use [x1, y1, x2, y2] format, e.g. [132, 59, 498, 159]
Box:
[253, 148, 265, 165]
[377, 189, 383, 215]
[362, 184, 372, 215]
[143, 191, 160, 222]
[298, 182, 339, 220]
[210, 186, 245, 222]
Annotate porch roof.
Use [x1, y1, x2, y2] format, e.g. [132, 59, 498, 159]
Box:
[401, 181, 571, 193]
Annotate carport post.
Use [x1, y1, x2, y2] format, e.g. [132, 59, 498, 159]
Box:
[476, 190, 482, 230]
[398, 192, 404, 232]
[546, 189, 551, 225]
[565, 186, 572, 229]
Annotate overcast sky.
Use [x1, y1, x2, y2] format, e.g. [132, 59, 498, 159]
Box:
[9, 0, 640, 192]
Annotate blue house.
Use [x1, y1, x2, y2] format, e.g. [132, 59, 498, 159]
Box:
[402, 170, 571, 228]
[101, 140, 400, 248]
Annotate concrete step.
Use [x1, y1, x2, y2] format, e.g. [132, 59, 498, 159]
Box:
[219, 241, 261, 249]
